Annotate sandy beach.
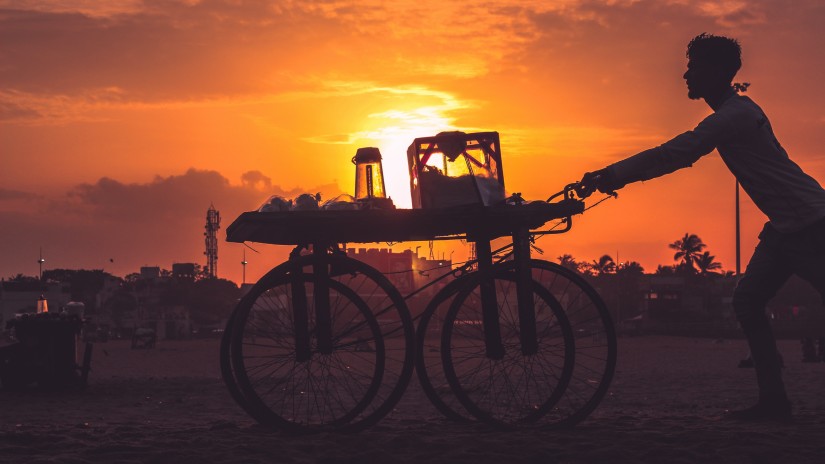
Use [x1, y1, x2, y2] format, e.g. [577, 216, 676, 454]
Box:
[1, 336, 824, 464]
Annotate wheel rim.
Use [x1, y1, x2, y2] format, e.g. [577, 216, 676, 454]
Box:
[523, 260, 617, 428]
[229, 254, 414, 432]
[442, 259, 616, 428]
[442, 269, 575, 427]
[233, 273, 384, 429]
[415, 274, 476, 422]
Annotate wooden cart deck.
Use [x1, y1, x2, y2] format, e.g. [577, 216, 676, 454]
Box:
[226, 199, 584, 245]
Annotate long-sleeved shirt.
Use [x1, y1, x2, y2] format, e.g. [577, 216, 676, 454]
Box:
[607, 89, 825, 233]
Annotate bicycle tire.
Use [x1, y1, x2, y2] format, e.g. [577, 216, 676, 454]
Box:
[415, 274, 476, 422]
[441, 266, 575, 427]
[229, 254, 414, 432]
[443, 259, 616, 428]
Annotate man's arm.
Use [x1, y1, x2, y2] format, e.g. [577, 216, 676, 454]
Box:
[580, 111, 734, 196]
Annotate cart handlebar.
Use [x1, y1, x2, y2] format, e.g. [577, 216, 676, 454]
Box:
[546, 182, 582, 203]
[531, 180, 617, 237]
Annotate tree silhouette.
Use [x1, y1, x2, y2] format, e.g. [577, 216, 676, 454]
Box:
[669, 233, 706, 272]
[590, 254, 616, 275]
[617, 261, 645, 276]
[695, 251, 722, 275]
[654, 264, 678, 275]
[186, 278, 240, 325]
[557, 254, 580, 273]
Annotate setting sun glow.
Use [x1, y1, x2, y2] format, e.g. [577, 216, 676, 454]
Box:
[3, 1, 825, 284]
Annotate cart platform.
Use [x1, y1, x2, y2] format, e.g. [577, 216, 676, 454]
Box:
[226, 199, 584, 245]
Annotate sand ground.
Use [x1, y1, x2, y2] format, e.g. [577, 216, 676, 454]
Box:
[1, 336, 823, 464]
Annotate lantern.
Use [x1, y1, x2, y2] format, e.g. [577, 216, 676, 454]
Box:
[37, 294, 48, 313]
[352, 147, 395, 209]
[353, 147, 387, 200]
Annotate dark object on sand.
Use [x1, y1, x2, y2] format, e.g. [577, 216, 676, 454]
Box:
[805, 337, 825, 362]
[131, 328, 157, 349]
[801, 337, 819, 362]
[819, 337, 825, 362]
[0, 313, 92, 390]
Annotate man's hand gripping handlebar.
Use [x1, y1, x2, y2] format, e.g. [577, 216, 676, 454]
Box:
[574, 169, 618, 199]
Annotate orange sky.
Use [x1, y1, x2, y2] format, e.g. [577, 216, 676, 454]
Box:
[2, 1, 825, 285]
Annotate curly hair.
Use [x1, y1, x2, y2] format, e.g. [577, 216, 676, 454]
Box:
[686, 33, 742, 81]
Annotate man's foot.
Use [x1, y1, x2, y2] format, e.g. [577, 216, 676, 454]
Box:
[726, 400, 792, 422]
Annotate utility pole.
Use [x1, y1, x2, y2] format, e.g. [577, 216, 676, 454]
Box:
[241, 249, 248, 285]
[615, 250, 620, 326]
[37, 247, 45, 281]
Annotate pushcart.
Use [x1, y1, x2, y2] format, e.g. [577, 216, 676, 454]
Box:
[220, 183, 617, 433]
[1, 313, 93, 390]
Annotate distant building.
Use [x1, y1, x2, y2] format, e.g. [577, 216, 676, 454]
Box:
[172, 263, 196, 280]
[140, 266, 161, 279]
[345, 247, 453, 317]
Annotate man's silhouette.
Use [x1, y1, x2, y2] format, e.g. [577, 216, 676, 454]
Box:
[578, 33, 825, 421]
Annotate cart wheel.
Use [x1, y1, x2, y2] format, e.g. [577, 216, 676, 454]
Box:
[443, 259, 616, 428]
[441, 267, 575, 428]
[220, 307, 273, 424]
[233, 274, 384, 431]
[229, 254, 414, 432]
[415, 274, 476, 422]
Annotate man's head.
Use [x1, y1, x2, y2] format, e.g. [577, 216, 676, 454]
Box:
[684, 33, 741, 100]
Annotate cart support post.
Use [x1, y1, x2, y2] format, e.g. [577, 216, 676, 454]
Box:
[513, 228, 537, 355]
[313, 244, 334, 355]
[476, 239, 504, 360]
[290, 261, 312, 362]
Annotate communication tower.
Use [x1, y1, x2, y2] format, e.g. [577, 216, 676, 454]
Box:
[204, 204, 221, 278]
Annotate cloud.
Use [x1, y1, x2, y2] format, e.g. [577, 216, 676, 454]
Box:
[0, 187, 40, 202]
[239, 170, 272, 190]
[61, 168, 342, 221]
[0, 168, 344, 280]
[0, 0, 673, 111]
[300, 82, 469, 145]
[0, 88, 130, 125]
[0, 0, 144, 17]
[665, 1, 767, 28]
[0, 3, 324, 102]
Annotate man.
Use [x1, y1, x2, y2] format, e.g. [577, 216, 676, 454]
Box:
[578, 33, 825, 421]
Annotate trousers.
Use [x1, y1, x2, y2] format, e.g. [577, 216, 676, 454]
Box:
[732, 217, 825, 400]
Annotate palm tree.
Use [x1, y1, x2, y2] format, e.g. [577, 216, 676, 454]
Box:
[669, 233, 706, 272]
[617, 261, 645, 276]
[590, 254, 616, 275]
[694, 251, 722, 275]
[557, 254, 579, 272]
[654, 264, 678, 275]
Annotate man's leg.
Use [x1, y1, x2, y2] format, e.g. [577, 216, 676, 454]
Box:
[787, 220, 825, 362]
[730, 238, 793, 419]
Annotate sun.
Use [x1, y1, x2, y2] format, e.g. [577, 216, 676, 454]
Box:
[360, 109, 455, 209]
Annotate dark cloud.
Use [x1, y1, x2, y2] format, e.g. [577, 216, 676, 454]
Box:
[0, 3, 341, 100]
[62, 168, 341, 221]
[240, 170, 272, 190]
[0, 187, 40, 201]
[0, 169, 343, 281]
